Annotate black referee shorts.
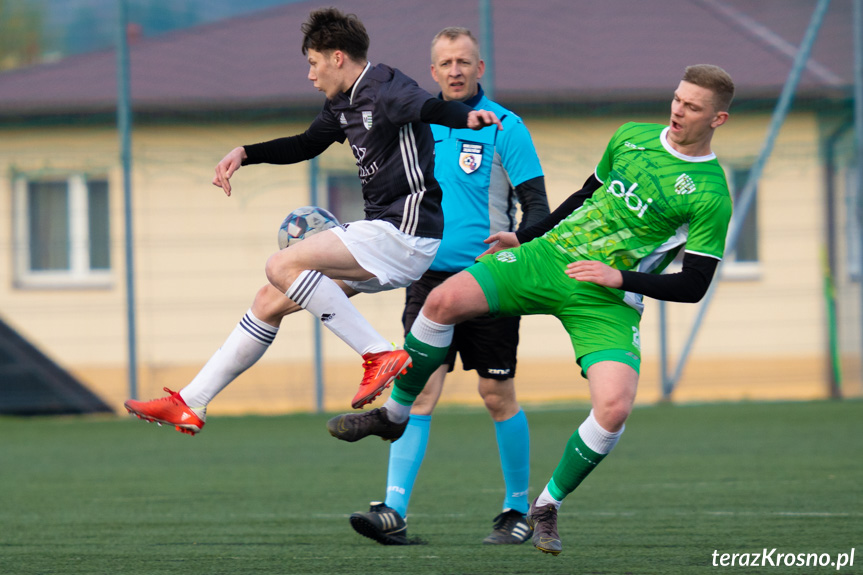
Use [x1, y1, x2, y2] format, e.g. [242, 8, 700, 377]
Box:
[402, 269, 520, 381]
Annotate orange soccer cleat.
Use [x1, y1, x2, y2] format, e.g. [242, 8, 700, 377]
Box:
[351, 350, 412, 409]
[124, 388, 205, 436]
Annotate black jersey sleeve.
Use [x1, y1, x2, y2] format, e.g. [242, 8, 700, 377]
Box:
[514, 176, 550, 230]
[515, 174, 601, 243]
[619, 252, 718, 303]
[242, 108, 345, 166]
[379, 68, 441, 127]
[242, 133, 331, 165]
[420, 98, 472, 128]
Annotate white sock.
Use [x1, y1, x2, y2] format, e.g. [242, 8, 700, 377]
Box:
[535, 485, 562, 510]
[410, 310, 455, 347]
[287, 270, 390, 356]
[382, 398, 411, 423]
[179, 310, 278, 413]
[579, 409, 624, 454]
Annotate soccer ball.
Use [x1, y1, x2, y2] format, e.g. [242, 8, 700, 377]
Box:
[277, 206, 340, 249]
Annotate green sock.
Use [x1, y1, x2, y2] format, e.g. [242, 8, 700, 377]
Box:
[547, 430, 607, 500]
[390, 332, 449, 406]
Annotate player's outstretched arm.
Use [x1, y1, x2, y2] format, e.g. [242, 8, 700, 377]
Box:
[477, 231, 520, 258]
[567, 253, 719, 302]
[212, 146, 247, 197]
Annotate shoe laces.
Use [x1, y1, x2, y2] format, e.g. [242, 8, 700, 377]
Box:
[360, 353, 388, 387]
[160, 387, 185, 405]
[532, 503, 558, 527]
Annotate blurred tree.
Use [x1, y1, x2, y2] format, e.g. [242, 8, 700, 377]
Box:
[0, 0, 47, 71]
[63, 4, 113, 56]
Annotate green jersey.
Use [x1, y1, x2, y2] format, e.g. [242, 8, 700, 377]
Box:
[543, 122, 732, 313]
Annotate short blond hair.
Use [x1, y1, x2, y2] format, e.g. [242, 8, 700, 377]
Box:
[430, 27, 480, 62]
[683, 64, 735, 112]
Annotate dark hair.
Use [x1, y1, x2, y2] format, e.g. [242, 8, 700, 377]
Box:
[301, 7, 369, 63]
[683, 64, 735, 112]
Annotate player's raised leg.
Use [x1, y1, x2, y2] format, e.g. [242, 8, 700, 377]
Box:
[267, 225, 422, 408]
[328, 271, 488, 441]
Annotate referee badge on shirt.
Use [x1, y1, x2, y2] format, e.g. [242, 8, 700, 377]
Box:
[459, 142, 483, 174]
[362, 111, 373, 130]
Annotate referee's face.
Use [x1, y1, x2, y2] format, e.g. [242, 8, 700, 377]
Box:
[431, 35, 484, 102]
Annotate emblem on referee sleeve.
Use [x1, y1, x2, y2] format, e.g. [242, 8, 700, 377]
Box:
[459, 142, 483, 174]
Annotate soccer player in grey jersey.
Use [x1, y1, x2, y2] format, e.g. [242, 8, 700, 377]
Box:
[124, 8, 501, 434]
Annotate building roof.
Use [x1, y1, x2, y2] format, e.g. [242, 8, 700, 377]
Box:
[0, 0, 853, 118]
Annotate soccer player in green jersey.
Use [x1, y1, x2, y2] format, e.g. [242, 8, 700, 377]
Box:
[328, 64, 735, 555]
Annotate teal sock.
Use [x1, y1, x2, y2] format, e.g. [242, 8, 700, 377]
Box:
[384, 414, 432, 517]
[390, 332, 449, 406]
[547, 430, 607, 500]
[494, 409, 530, 514]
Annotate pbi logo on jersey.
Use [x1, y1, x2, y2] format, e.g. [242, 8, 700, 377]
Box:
[675, 173, 696, 195]
[608, 178, 653, 218]
[362, 111, 373, 130]
[459, 142, 483, 174]
[339, 113, 347, 127]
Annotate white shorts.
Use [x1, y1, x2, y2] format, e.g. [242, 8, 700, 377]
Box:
[331, 220, 440, 293]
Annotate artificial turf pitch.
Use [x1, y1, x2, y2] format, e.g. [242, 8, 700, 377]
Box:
[1, 399, 861, 575]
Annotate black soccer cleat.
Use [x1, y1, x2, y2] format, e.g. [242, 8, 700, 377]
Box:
[482, 509, 532, 544]
[350, 502, 409, 545]
[526, 497, 562, 555]
[327, 407, 408, 442]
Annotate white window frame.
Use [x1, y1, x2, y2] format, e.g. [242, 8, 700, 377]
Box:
[13, 173, 112, 289]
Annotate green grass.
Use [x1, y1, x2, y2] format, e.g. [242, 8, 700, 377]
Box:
[1, 400, 862, 574]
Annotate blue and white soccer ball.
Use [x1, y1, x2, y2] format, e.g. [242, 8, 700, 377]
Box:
[277, 206, 340, 249]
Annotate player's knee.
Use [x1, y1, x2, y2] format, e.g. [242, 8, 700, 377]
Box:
[265, 252, 299, 292]
[593, 398, 632, 432]
[482, 392, 508, 418]
[480, 381, 519, 421]
[423, 285, 460, 323]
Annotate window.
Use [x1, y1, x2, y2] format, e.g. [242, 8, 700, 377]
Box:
[722, 166, 760, 279]
[13, 174, 111, 288]
[326, 173, 364, 224]
[728, 167, 759, 262]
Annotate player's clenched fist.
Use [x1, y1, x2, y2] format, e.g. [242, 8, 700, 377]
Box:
[467, 109, 503, 131]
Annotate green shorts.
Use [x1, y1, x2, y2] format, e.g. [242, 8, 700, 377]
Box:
[467, 238, 642, 376]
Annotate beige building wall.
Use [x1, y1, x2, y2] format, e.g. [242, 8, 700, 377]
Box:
[0, 110, 842, 416]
